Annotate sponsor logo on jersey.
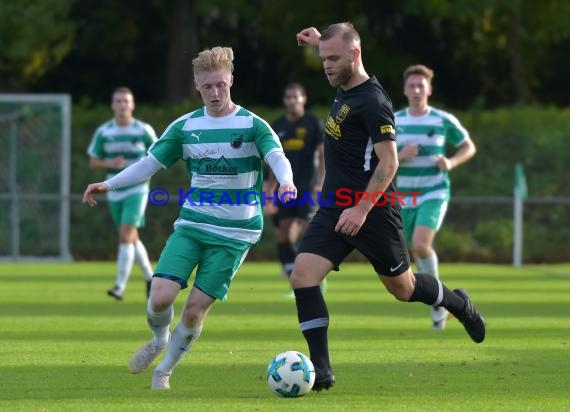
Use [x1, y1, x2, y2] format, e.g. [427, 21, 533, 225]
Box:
[295, 127, 307, 140]
[380, 125, 395, 135]
[230, 133, 243, 149]
[335, 104, 351, 124]
[325, 116, 341, 140]
[197, 156, 238, 175]
[283, 139, 305, 151]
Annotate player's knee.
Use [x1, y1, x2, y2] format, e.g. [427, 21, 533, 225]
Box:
[382, 278, 414, 301]
[290, 267, 317, 288]
[181, 305, 206, 326]
[412, 240, 431, 257]
[389, 287, 412, 302]
[290, 254, 331, 288]
[148, 297, 171, 311]
[289, 270, 302, 288]
[148, 292, 175, 311]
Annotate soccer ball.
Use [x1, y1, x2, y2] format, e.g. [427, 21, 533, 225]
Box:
[266, 350, 315, 397]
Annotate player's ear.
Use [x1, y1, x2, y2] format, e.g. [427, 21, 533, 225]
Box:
[352, 47, 361, 62]
[229, 75, 234, 87]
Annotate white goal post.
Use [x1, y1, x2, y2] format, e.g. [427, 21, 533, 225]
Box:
[0, 94, 72, 261]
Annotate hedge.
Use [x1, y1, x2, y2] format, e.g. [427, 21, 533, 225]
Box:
[68, 102, 570, 262]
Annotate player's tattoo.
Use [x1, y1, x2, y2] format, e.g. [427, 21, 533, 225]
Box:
[372, 168, 385, 183]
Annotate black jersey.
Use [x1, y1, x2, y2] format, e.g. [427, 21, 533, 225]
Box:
[322, 76, 397, 207]
[272, 112, 324, 192]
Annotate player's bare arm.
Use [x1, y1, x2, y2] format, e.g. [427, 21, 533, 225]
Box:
[262, 177, 278, 216]
[314, 143, 326, 192]
[335, 140, 398, 236]
[436, 137, 476, 171]
[398, 144, 418, 161]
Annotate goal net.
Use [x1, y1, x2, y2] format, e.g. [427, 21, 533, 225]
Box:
[0, 94, 72, 261]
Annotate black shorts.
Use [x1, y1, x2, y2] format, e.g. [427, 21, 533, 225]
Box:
[276, 191, 314, 222]
[297, 206, 411, 276]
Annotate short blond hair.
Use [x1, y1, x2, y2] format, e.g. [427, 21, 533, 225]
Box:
[403, 64, 434, 84]
[192, 47, 234, 79]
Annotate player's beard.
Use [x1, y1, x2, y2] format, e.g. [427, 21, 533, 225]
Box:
[328, 64, 354, 88]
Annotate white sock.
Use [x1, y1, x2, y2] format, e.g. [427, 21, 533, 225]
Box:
[156, 322, 202, 374]
[147, 301, 173, 347]
[417, 252, 447, 320]
[115, 243, 135, 291]
[134, 240, 154, 281]
[416, 252, 439, 278]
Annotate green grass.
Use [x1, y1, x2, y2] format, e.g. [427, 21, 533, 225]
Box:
[1, 262, 569, 411]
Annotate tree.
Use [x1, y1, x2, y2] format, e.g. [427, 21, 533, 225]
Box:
[164, 0, 199, 103]
[390, 0, 570, 105]
[10, 0, 570, 107]
[0, 0, 75, 91]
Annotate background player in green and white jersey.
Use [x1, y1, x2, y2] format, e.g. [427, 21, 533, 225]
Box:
[83, 46, 297, 390]
[87, 87, 157, 301]
[395, 64, 476, 330]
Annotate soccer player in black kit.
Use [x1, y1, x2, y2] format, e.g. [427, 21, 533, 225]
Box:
[293, 22, 486, 391]
[269, 83, 325, 280]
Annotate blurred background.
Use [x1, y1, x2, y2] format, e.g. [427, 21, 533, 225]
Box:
[1, 0, 570, 262]
[4, 0, 570, 107]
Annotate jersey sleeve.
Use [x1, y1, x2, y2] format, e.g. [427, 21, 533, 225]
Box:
[363, 98, 396, 144]
[148, 121, 183, 168]
[443, 113, 469, 147]
[143, 123, 158, 147]
[253, 115, 283, 158]
[86, 128, 105, 158]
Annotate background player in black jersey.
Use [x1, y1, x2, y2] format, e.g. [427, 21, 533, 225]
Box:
[293, 22, 486, 392]
[268, 83, 325, 291]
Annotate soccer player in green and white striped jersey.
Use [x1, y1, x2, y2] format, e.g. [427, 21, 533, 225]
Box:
[395, 64, 476, 330]
[87, 87, 157, 301]
[83, 47, 297, 390]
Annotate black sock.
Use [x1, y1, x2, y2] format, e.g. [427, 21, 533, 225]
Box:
[408, 273, 466, 317]
[277, 242, 296, 277]
[294, 285, 330, 371]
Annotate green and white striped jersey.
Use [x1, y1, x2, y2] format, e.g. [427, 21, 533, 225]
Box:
[395, 107, 469, 207]
[149, 105, 283, 246]
[87, 118, 157, 201]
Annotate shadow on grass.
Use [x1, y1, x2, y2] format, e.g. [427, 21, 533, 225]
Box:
[1, 355, 568, 403]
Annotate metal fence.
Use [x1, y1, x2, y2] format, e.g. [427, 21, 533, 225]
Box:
[0, 94, 72, 261]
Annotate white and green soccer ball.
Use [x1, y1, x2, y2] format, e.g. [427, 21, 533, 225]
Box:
[266, 351, 315, 397]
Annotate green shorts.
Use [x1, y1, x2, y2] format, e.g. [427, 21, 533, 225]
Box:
[154, 226, 250, 301]
[108, 193, 148, 227]
[401, 199, 448, 245]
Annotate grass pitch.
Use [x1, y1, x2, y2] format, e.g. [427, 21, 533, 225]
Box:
[1, 261, 569, 411]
